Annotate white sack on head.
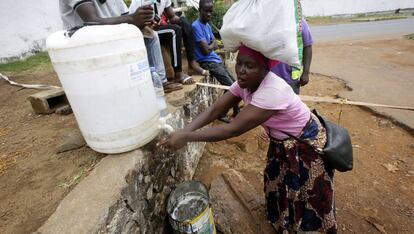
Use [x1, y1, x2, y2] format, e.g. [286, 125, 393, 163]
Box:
[220, 0, 303, 68]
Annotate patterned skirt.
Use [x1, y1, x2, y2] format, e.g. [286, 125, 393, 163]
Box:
[264, 113, 337, 233]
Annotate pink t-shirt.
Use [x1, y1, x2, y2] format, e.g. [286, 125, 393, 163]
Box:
[229, 72, 311, 140]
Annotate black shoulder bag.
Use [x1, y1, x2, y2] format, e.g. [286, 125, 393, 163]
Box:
[281, 109, 353, 172]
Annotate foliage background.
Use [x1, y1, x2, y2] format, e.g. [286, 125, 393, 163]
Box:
[124, 0, 231, 36]
[185, 0, 230, 36]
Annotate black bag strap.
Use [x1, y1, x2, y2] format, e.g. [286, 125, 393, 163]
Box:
[278, 130, 324, 154]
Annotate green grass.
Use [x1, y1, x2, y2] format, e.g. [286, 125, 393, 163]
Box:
[306, 16, 337, 25]
[406, 33, 414, 40]
[0, 52, 51, 73]
[307, 11, 412, 25]
[351, 15, 407, 22]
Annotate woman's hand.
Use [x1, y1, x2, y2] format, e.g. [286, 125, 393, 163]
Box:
[159, 131, 189, 150]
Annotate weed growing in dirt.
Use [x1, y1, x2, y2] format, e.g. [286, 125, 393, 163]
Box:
[407, 33, 414, 40]
[58, 155, 101, 188]
[0, 52, 51, 73]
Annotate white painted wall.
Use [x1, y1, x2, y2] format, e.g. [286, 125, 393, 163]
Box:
[0, 0, 62, 61]
[303, 0, 414, 16]
[1, 0, 414, 60]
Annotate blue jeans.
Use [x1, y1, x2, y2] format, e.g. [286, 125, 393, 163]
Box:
[144, 31, 167, 84]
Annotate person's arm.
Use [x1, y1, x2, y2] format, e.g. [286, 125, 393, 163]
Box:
[300, 19, 313, 86]
[161, 93, 277, 149]
[163, 6, 180, 24]
[198, 26, 217, 55]
[184, 92, 240, 132]
[76, 2, 154, 29]
[300, 45, 312, 86]
[198, 40, 215, 55]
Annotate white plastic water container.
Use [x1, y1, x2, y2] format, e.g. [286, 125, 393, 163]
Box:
[46, 24, 160, 154]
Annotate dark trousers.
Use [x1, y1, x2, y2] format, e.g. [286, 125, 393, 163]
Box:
[157, 17, 196, 73]
[157, 24, 183, 73]
[200, 61, 240, 114]
[199, 61, 235, 86]
[178, 17, 196, 62]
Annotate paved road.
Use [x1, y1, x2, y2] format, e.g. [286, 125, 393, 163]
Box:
[312, 18, 414, 43]
[309, 19, 414, 131]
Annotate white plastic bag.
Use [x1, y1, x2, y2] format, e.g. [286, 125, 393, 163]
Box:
[220, 0, 303, 68]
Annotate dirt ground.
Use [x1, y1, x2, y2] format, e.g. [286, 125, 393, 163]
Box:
[0, 66, 105, 234]
[312, 38, 414, 130]
[194, 74, 414, 233]
[0, 38, 413, 234]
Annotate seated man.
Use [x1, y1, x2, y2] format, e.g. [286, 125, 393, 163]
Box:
[192, 0, 234, 88]
[271, 19, 313, 94]
[59, 0, 182, 93]
[158, 1, 208, 77]
[192, 0, 240, 121]
[130, 0, 198, 85]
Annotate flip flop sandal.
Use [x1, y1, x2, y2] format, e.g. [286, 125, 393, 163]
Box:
[163, 82, 183, 93]
[218, 115, 231, 123]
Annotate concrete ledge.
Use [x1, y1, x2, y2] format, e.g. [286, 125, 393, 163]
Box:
[36, 77, 223, 234]
[36, 151, 146, 234]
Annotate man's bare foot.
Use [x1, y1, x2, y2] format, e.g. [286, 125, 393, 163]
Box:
[174, 72, 195, 85]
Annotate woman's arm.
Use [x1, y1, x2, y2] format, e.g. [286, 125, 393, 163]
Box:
[184, 91, 241, 132]
[162, 104, 277, 149]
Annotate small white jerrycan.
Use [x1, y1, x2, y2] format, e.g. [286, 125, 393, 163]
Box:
[46, 24, 168, 154]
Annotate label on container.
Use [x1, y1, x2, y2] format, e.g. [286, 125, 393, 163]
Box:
[129, 59, 150, 86]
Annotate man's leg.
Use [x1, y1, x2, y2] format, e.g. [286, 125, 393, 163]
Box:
[145, 31, 182, 93]
[178, 17, 204, 75]
[157, 24, 182, 73]
[179, 17, 195, 63]
[200, 62, 235, 86]
[144, 31, 167, 84]
[200, 61, 240, 120]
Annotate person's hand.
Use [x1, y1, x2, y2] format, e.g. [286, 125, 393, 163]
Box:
[159, 131, 189, 150]
[202, 69, 210, 77]
[150, 19, 161, 30]
[212, 41, 219, 50]
[300, 73, 309, 86]
[131, 5, 154, 29]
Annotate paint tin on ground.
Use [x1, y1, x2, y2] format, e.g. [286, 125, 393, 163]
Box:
[167, 181, 216, 234]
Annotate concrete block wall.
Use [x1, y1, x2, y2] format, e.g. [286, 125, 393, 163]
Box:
[37, 79, 222, 234]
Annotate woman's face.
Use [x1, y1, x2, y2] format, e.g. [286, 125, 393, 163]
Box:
[235, 54, 267, 91]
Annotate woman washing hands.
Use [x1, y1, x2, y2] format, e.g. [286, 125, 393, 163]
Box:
[160, 45, 337, 233]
